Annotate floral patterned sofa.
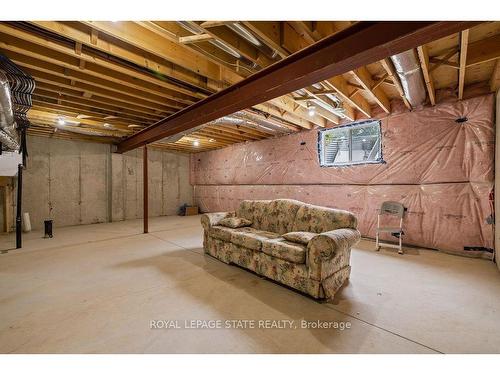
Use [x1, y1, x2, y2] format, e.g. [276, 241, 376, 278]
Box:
[201, 199, 360, 299]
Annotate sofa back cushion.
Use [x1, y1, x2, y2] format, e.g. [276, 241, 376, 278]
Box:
[237, 199, 303, 234]
[237, 199, 269, 225]
[292, 204, 357, 233]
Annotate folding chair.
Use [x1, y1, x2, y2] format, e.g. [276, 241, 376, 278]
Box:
[375, 201, 405, 254]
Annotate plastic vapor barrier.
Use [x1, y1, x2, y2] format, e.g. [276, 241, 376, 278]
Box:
[191, 94, 495, 258]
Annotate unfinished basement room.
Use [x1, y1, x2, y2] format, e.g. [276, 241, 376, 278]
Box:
[1, 2, 500, 366]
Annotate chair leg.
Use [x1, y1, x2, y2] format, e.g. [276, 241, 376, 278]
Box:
[398, 235, 403, 254]
[375, 232, 380, 251]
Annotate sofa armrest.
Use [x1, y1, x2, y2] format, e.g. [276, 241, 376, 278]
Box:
[307, 228, 360, 281]
[200, 211, 235, 231]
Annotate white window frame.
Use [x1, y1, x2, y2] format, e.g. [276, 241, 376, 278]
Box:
[318, 119, 383, 167]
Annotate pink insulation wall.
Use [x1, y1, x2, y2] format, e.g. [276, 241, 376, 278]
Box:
[191, 94, 495, 258]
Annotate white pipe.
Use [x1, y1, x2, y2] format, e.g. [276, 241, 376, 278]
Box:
[22, 212, 31, 233]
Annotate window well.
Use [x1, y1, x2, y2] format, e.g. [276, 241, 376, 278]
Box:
[318, 120, 383, 167]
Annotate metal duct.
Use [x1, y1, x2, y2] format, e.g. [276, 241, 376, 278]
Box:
[230, 112, 293, 133]
[162, 125, 204, 143]
[160, 110, 293, 144]
[54, 123, 126, 138]
[1, 54, 35, 161]
[0, 71, 19, 150]
[390, 49, 426, 108]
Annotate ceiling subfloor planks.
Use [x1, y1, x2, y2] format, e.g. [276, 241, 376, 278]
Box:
[1, 21, 498, 152]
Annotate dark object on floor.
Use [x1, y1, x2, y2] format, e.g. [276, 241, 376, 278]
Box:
[178, 204, 199, 216]
[44, 220, 53, 238]
[463, 246, 494, 253]
[178, 203, 188, 216]
[185, 206, 199, 216]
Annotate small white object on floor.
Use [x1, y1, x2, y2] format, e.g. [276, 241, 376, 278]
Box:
[22, 212, 31, 233]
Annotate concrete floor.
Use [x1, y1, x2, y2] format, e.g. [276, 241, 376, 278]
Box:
[0, 215, 499, 354]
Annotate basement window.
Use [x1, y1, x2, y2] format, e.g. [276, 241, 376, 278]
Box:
[318, 120, 383, 167]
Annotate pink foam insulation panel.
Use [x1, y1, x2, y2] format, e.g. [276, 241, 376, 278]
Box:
[191, 94, 495, 258]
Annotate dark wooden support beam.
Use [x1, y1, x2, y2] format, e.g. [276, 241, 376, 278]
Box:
[117, 21, 479, 153]
[143, 145, 148, 234]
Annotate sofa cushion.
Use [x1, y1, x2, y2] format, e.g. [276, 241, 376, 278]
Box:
[282, 231, 318, 245]
[237, 200, 270, 223]
[210, 225, 239, 242]
[237, 199, 303, 234]
[292, 204, 357, 233]
[261, 238, 306, 264]
[219, 217, 252, 229]
[266, 199, 303, 234]
[230, 227, 280, 251]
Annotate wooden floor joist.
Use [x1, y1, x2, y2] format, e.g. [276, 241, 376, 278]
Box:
[117, 21, 477, 153]
[417, 45, 436, 106]
[2, 20, 496, 153]
[458, 29, 469, 100]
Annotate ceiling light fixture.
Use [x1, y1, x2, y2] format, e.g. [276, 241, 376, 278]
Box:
[193, 140, 200, 147]
[307, 102, 316, 117]
[227, 23, 262, 47]
[209, 138, 216, 143]
[177, 21, 204, 35]
[57, 117, 66, 125]
[211, 39, 242, 58]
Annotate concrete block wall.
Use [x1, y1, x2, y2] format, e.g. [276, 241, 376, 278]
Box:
[11, 136, 192, 231]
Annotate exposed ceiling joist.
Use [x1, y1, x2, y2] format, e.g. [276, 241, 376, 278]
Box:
[379, 58, 411, 110]
[247, 21, 363, 121]
[82, 21, 223, 81]
[8, 53, 187, 110]
[92, 21, 323, 129]
[23, 67, 178, 114]
[117, 21, 477, 152]
[28, 21, 216, 92]
[466, 33, 500, 66]
[277, 20, 372, 120]
[351, 66, 391, 113]
[458, 29, 469, 100]
[241, 22, 289, 59]
[417, 45, 436, 106]
[179, 33, 214, 44]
